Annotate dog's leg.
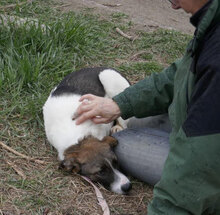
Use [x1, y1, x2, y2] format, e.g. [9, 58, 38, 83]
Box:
[111, 117, 129, 134]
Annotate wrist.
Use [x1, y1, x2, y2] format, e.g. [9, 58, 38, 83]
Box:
[112, 99, 121, 117]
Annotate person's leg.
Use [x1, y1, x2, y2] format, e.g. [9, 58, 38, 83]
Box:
[128, 114, 172, 133]
[113, 115, 171, 186]
[147, 131, 220, 215]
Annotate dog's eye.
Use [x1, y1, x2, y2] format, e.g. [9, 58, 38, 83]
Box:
[99, 166, 107, 175]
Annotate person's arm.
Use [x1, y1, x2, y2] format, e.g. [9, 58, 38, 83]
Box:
[148, 28, 220, 214]
[113, 61, 178, 120]
[75, 61, 178, 125]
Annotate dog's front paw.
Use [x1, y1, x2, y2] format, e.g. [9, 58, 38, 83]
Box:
[111, 125, 123, 134]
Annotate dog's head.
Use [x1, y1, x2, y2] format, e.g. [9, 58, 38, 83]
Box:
[59, 136, 131, 194]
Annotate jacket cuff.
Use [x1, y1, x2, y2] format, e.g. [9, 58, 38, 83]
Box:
[113, 92, 134, 120]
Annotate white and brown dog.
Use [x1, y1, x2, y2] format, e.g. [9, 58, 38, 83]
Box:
[43, 67, 131, 194]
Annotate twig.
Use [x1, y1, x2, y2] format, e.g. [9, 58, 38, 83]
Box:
[43, 208, 50, 215]
[102, 3, 122, 7]
[130, 51, 148, 60]
[0, 0, 33, 10]
[116, 27, 134, 41]
[54, 3, 72, 9]
[0, 141, 46, 164]
[81, 176, 110, 215]
[5, 160, 27, 179]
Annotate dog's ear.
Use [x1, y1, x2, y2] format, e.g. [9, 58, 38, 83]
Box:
[59, 157, 81, 173]
[102, 136, 118, 147]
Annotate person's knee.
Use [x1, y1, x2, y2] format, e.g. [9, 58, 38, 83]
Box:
[113, 127, 170, 185]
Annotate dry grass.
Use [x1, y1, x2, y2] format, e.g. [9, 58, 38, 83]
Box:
[0, 118, 153, 215]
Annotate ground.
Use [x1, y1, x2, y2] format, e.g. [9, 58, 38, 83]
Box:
[59, 0, 194, 34]
[0, 1, 192, 214]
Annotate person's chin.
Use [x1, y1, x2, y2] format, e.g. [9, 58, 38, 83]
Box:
[172, 4, 181, 10]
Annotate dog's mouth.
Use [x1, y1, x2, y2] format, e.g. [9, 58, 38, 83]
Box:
[81, 159, 132, 194]
[105, 159, 132, 194]
[60, 158, 132, 194]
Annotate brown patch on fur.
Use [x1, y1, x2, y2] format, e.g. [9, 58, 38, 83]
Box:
[101, 136, 118, 147]
[60, 136, 118, 180]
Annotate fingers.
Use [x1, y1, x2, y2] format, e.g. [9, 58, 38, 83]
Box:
[76, 94, 98, 117]
[92, 117, 112, 124]
[72, 103, 92, 120]
[74, 94, 121, 125]
[79, 94, 96, 102]
[75, 100, 100, 124]
[76, 102, 93, 116]
[76, 110, 97, 125]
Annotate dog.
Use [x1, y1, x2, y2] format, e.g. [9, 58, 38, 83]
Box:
[43, 67, 132, 194]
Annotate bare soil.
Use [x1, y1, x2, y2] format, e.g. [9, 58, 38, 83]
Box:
[58, 0, 194, 34]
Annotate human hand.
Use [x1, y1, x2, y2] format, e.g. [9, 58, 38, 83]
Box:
[74, 94, 121, 125]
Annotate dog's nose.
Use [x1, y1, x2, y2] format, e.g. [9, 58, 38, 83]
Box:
[121, 182, 132, 193]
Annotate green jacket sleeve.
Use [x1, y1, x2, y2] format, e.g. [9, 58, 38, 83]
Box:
[113, 61, 179, 120]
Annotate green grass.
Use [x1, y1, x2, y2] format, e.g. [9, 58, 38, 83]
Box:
[0, 0, 191, 125]
[0, 0, 191, 214]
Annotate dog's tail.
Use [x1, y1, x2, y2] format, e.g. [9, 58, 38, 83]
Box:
[98, 69, 130, 98]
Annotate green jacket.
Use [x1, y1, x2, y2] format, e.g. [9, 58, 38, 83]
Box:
[113, 0, 220, 214]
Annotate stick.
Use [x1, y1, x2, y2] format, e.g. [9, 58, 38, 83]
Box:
[43, 208, 50, 215]
[0, 141, 46, 164]
[0, 0, 33, 10]
[81, 176, 110, 215]
[130, 51, 148, 60]
[116, 27, 134, 41]
[54, 3, 72, 9]
[102, 3, 122, 7]
[5, 160, 27, 179]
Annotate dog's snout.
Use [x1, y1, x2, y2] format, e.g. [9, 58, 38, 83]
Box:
[121, 182, 132, 193]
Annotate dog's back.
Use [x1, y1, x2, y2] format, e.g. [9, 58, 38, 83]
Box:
[43, 67, 130, 160]
[51, 67, 108, 97]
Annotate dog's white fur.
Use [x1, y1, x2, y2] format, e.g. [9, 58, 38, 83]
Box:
[43, 69, 130, 161]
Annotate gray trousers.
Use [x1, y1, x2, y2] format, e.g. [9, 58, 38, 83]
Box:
[112, 114, 171, 186]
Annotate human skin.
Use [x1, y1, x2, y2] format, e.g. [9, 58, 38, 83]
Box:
[75, 0, 210, 125]
[75, 94, 121, 125]
[170, 0, 209, 14]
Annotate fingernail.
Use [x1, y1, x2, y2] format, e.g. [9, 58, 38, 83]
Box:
[72, 112, 79, 120]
